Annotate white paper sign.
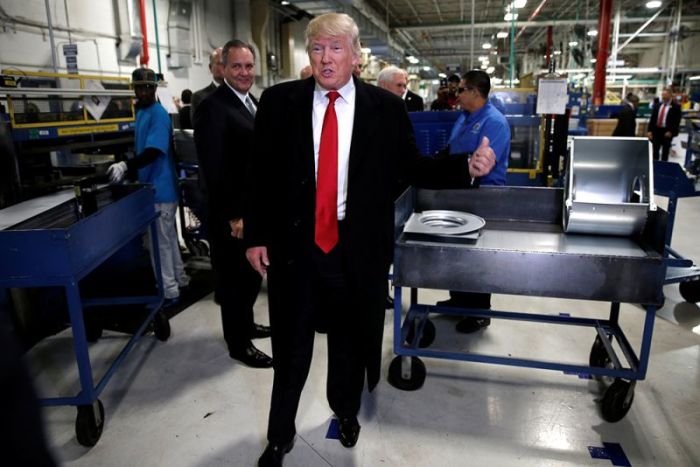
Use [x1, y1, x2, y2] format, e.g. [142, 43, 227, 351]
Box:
[536, 78, 568, 115]
[156, 86, 178, 114]
[82, 80, 111, 121]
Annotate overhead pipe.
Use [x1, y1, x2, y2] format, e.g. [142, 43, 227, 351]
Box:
[593, 0, 613, 106]
[546, 25, 553, 69]
[138, 0, 150, 66]
[151, 0, 162, 74]
[43, 0, 59, 73]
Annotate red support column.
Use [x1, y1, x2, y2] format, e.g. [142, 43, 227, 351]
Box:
[546, 25, 553, 69]
[138, 0, 150, 66]
[593, 0, 613, 106]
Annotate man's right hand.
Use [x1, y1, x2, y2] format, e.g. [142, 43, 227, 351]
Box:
[246, 246, 270, 277]
[647, 131, 653, 140]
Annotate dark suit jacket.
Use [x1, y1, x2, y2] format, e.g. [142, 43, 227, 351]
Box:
[191, 82, 217, 124]
[612, 103, 637, 137]
[245, 76, 474, 390]
[405, 89, 424, 112]
[193, 83, 256, 228]
[647, 100, 681, 137]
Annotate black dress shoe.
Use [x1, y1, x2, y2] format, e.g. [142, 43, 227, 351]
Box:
[251, 323, 272, 339]
[258, 440, 294, 467]
[385, 295, 394, 309]
[229, 344, 273, 368]
[338, 416, 361, 448]
[455, 317, 491, 334]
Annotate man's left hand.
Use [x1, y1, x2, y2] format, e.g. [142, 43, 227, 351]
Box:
[664, 131, 672, 138]
[468, 136, 496, 178]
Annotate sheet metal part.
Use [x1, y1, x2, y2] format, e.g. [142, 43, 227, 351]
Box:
[564, 137, 656, 236]
[403, 210, 485, 236]
[394, 187, 666, 306]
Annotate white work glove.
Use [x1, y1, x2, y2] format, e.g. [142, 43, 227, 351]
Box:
[106, 161, 127, 183]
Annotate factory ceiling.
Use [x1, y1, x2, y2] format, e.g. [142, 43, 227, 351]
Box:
[285, 0, 700, 75]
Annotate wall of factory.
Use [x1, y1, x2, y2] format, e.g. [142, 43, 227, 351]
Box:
[0, 0, 240, 100]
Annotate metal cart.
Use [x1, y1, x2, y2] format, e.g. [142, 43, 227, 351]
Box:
[389, 186, 667, 422]
[0, 184, 170, 447]
[654, 160, 700, 302]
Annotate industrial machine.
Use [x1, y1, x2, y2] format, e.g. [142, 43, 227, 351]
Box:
[389, 137, 667, 423]
[0, 70, 135, 207]
[409, 88, 542, 186]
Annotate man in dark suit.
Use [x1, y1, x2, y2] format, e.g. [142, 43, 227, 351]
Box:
[191, 47, 224, 123]
[647, 87, 682, 161]
[405, 88, 424, 112]
[612, 93, 639, 137]
[245, 13, 496, 467]
[377, 66, 424, 111]
[193, 39, 272, 368]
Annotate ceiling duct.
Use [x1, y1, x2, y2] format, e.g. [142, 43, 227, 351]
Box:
[167, 0, 193, 69]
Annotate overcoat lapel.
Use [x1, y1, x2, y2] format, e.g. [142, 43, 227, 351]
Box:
[348, 78, 381, 185]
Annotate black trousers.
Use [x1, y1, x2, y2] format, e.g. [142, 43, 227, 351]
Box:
[208, 228, 262, 351]
[651, 128, 673, 162]
[265, 226, 364, 445]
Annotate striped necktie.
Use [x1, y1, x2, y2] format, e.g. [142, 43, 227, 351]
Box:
[245, 96, 256, 117]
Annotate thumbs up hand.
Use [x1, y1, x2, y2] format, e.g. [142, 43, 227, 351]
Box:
[468, 136, 496, 178]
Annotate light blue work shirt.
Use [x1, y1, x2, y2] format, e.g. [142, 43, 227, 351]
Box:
[135, 102, 178, 203]
[447, 101, 511, 186]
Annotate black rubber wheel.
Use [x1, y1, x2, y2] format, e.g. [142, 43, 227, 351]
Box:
[83, 315, 103, 343]
[405, 319, 436, 348]
[679, 279, 700, 303]
[589, 335, 611, 368]
[187, 239, 209, 257]
[601, 379, 634, 423]
[387, 356, 426, 391]
[153, 311, 171, 341]
[75, 399, 105, 447]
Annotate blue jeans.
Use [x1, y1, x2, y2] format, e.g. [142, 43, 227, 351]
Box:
[152, 203, 186, 299]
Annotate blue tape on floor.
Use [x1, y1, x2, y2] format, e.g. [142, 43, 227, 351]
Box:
[326, 418, 340, 440]
[588, 442, 632, 466]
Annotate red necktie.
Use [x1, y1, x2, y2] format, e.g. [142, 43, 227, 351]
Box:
[657, 103, 666, 128]
[315, 91, 340, 253]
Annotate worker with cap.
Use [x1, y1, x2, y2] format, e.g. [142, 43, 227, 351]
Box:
[107, 68, 189, 306]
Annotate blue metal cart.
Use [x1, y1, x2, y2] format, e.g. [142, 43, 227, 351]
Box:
[388, 186, 667, 422]
[0, 184, 169, 447]
[654, 160, 700, 302]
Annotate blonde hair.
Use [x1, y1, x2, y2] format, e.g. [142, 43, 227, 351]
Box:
[305, 13, 361, 58]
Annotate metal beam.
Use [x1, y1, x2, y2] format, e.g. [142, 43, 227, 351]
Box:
[614, 7, 666, 55]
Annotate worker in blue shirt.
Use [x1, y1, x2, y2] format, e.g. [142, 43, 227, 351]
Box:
[437, 70, 511, 332]
[107, 68, 188, 305]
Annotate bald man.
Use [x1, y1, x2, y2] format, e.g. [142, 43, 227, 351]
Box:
[191, 47, 224, 122]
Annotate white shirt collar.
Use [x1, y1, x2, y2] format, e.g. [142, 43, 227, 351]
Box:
[224, 78, 251, 106]
[314, 77, 355, 103]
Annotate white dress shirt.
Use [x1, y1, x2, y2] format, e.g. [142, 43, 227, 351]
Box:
[313, 78, 355, 220]
[224, 78, 255, 113]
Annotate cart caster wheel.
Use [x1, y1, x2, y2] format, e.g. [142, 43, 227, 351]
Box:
[679, 279, 700, 303]
[187, 239, 209, 257]
[84, 316, 103, 343]
[153, 311, 171, 341]
[75, 399, 105, 447]
[601, 379, 634, 423]
[387, 356, 426, 391]
[406, 319, 436, 348]
[589, 335, 612, 369]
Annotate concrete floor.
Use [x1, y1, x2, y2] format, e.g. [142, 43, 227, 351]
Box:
[32, 156, 700, 467]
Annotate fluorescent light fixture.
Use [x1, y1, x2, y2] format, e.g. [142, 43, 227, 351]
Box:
[497, 31, 509, 39]
[478, 55, 489, 61]
[587, 29, 598, 37]
[361, 47, 372, 54]
[568, 40, 579, 47]
[504, 12, 519, 21]
[590, 58, 597, 63]
[438, 73, 447, 78]
[492, 77, 503, 84]
[606, 74, 633, 81]
[480, 64, 488, 70]
[486, 66, 495, 74]
[688, 75, 700, 81]
[281, 0, 290, 4]
[645, 0, 662, 8]
[553, 50, 562, 55]
[513, 0, 527, 8]
[482, 42, 492, 49]
[423, 66, 431, 71]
